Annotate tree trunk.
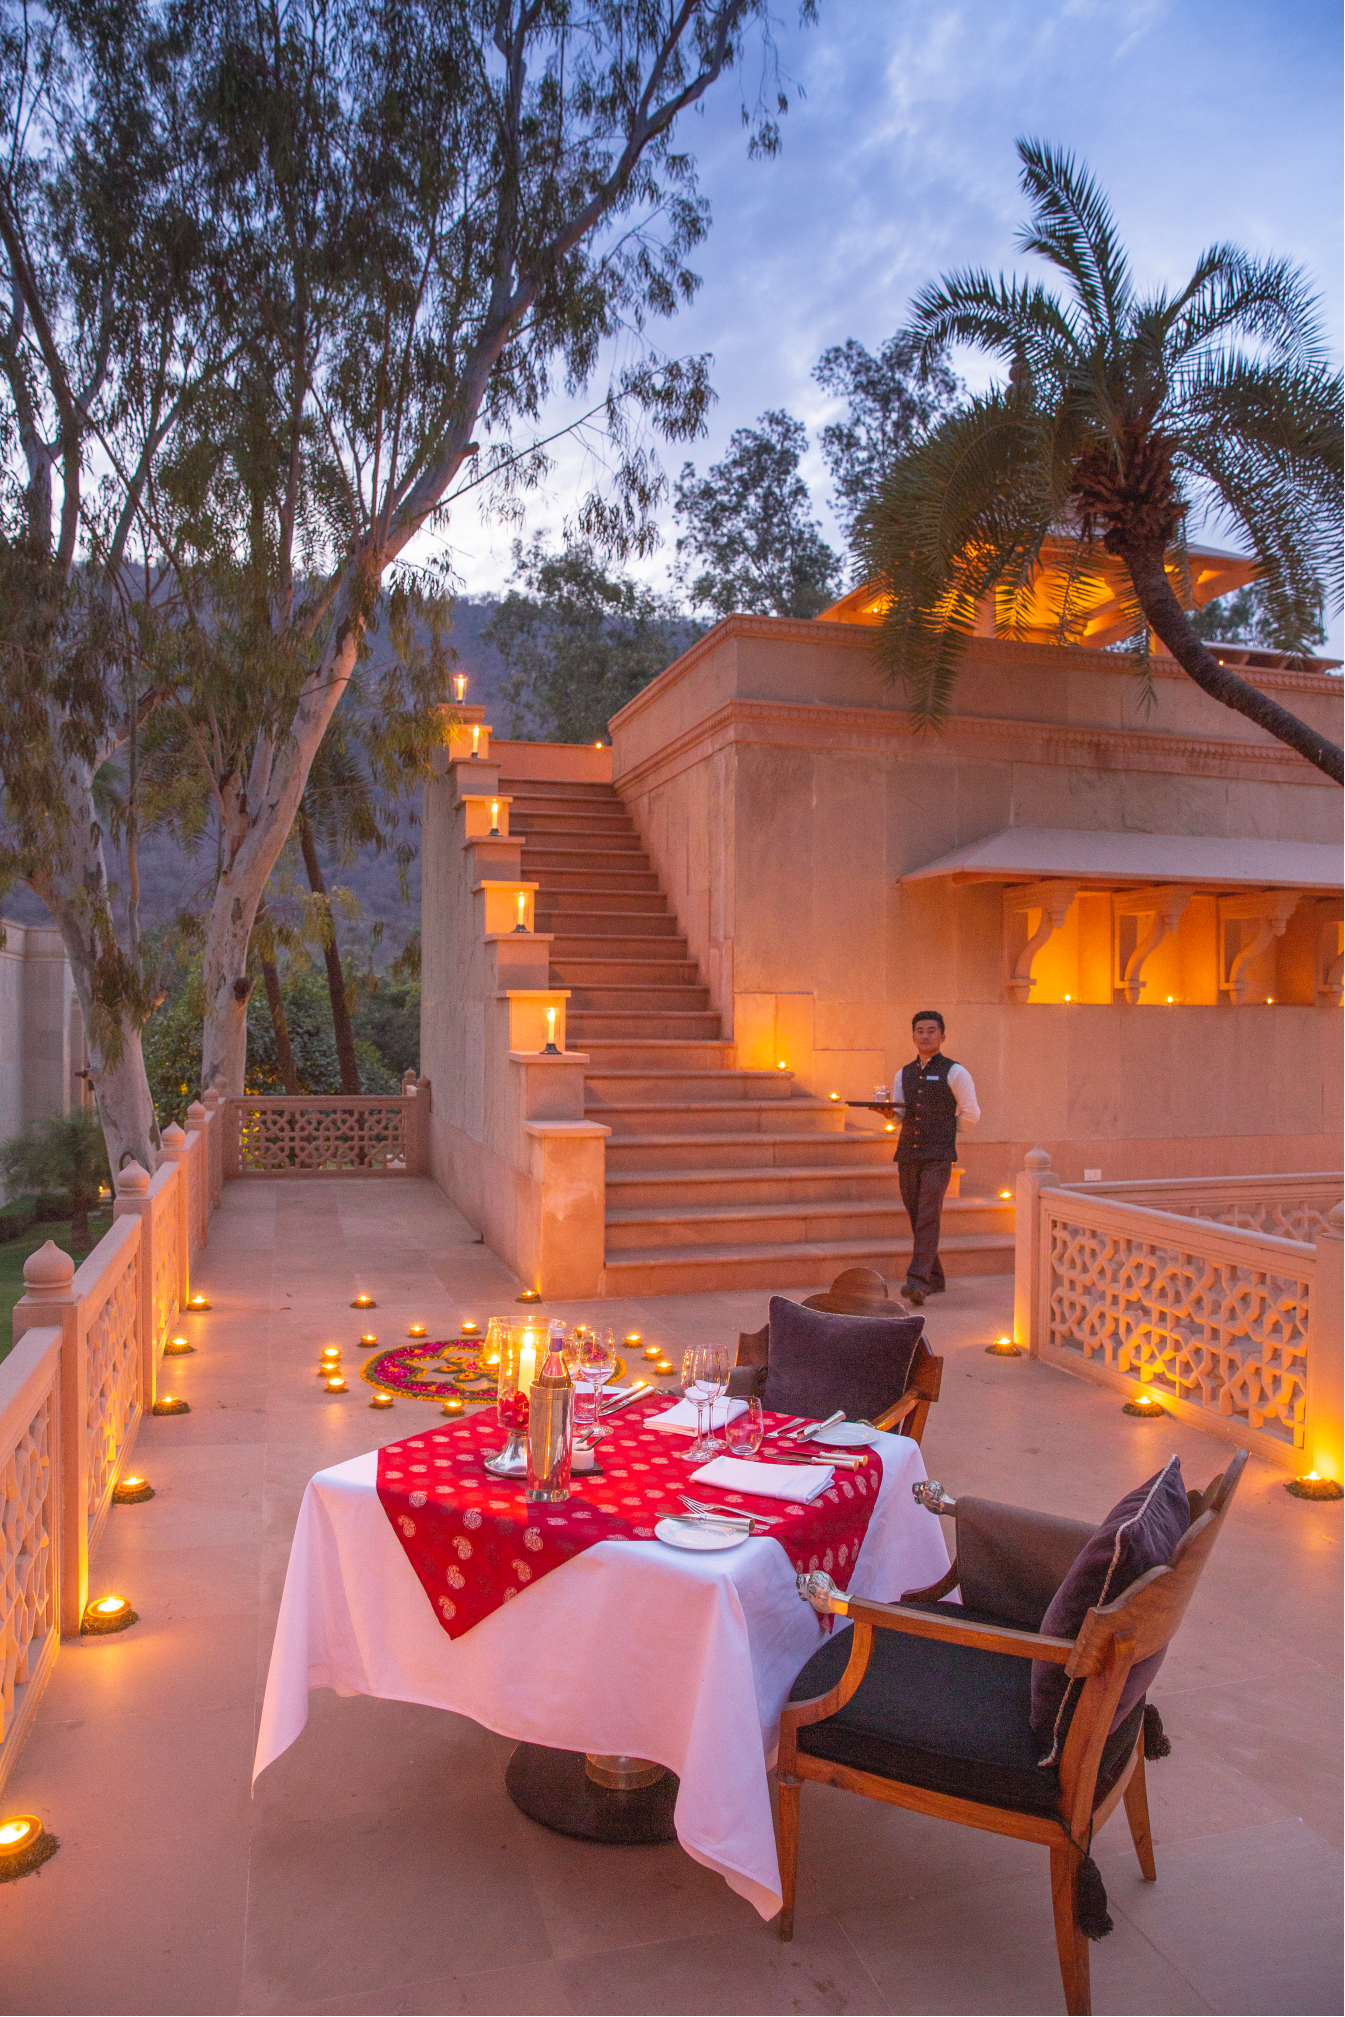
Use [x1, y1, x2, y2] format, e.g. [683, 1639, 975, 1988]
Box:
[70, 1183, 91, 1251]
[31, 787, 160, 1174]
[1123, 545, 1344, 784]
[257, 900, 302, 1095]
[298, 802, 362, 1094]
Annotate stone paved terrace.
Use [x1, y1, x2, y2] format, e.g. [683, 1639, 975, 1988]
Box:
[0, 1177, 1340, 2017]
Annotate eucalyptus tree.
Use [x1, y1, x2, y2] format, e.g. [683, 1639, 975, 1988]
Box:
[813, 333, 959, 546]
[862, 140, 1343, 780]
[0, 0, 234, 1169]
[166, 0, 816, 1094]
[674, 409, 842, 617]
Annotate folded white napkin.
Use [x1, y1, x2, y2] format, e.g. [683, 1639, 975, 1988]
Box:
[689, 1454, 833, 1503]
[647, 1398, 747, 1434]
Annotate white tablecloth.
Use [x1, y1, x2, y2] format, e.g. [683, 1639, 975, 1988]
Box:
[253, 1430, 948, 1918]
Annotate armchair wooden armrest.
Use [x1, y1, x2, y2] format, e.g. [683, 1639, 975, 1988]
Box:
[824, 1591, 1078, 1666]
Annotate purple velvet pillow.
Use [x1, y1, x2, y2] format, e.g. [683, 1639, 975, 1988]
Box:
[762, 1296, 924, 1424]
[1030, 1456, 1189, 1763]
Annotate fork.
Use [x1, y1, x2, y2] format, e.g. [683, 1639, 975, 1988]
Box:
[681, 1495, 784, 1527]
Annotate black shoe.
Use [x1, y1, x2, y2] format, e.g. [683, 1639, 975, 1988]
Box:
[927, 1282, 946, 1295]
[904, 1286, 925, 1306]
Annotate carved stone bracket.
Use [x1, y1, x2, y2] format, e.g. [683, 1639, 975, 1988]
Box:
[1112, 885, 1192, 1005]
[1002, 881, 1078, 1002]
[1218, 891, 1301, 1004]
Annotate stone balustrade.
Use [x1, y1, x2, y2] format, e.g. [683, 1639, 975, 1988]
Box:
[1014, 1148, 1344, 1474]
[0, 1102, 214, 1798]
[222, 1083, 431, 1176]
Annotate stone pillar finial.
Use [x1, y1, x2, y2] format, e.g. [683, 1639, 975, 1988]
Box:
[23, 1237, 75, 1292]
[186, 1101, 207, 1122]
[161, 1123, 186, 1148]
[1024, 1145, 1052, 1172]
[116, 1159, 151, 1194]
[1327, 1201, 1344, 1238]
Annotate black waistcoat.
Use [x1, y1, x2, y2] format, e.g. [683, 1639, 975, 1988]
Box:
[897, 1053, 959, 1163]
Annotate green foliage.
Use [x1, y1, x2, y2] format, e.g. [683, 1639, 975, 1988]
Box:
[0, 1112, 110, 1248]
[674, 411, 843, 618]
[1191, 582, 1326, 650]
[351, 980, 421, 1082]
[861, 138, 1342, 775]
[485, 541, 699, 742]
[814, 335, 961, 545]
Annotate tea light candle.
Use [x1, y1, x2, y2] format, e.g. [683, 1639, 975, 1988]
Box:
[370, 1392, 394, 1410]
[188, 1294, 211, 1310]
[642, 1345, 661, 1361]
[625, 1332, 642, 1346]
[1123, 1391, 1166, 1417]
[985, 1335, 1023, 1357]
[460, 1320, 479, 1335]
[325, 1375, 347, 1393]
[164, 1334, 194, 1356]
[654, 1358, 674, 1376]
[359, 1333, 378, 1347]
[0, 1816, 41, 1860]
[442, 1396, 465, 1416]
[81, 1594, 137, 1633]
[572, 1443, 596, 1473]
[407, 1323, 427, 1339]
[351, 1295, 376, 1309]
[113, 1476, 154, 1504]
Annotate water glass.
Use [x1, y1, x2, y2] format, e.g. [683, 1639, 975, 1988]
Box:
[680, 1344, 730, 1461]
[726, 1397, 764, 1457]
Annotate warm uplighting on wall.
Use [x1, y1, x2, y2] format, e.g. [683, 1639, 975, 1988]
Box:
[81, 1594, 137, 1634]
[1063, 993, 1071, 1002]
[1286, 1470, 1344, 1500]
[1266, 996, 1274, 1004]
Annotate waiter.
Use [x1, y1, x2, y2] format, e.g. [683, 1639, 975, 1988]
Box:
[892, 1011, 980, 1306]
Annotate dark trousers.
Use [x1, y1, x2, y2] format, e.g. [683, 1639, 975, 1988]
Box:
[897, 1158, 953, 1292]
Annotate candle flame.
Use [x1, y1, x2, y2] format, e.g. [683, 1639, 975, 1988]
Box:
[0, 1819, 34, 1845]
[94, 1596, 125, 1614]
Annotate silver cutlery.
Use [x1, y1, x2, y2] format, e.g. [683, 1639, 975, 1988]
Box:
[786, 1409, 845, 1443]
[668, 1512, 758, 1535]
[598, 1382, 652, 1416]
[681, 1495, 784, 1527]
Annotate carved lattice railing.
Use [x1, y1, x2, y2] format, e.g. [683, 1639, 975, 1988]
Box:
[225, 1086, 430, 1176]
[1038, 1190, 1316, 1462]
[1057, 1172, 1340, 1245]
[0, 1326, 60, 1799]
[78, 1222, 142, 1556]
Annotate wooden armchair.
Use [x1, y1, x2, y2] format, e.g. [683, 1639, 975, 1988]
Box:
[776, 1452, 1247, 2016]
[729, 1322, 942, 1444]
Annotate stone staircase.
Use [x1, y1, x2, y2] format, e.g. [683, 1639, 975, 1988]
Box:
[503, 775, 1014, 1295]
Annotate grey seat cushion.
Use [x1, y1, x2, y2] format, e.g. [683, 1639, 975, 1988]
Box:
[790, 1613, 1143, 1816]
[762, 1297, 924, 1422]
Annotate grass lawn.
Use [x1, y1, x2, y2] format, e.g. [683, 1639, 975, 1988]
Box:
[0, 1211, 115, 1364]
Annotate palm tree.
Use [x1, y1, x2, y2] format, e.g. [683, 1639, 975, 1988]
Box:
[861, 139, 1343, 782]
[0, 1111, 110, 1252]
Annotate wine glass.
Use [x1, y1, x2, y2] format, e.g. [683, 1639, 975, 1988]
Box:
[681, 1344, 730, 1461]
[579, 1328, 617, 1434]
[726, 1397, 764, 1457]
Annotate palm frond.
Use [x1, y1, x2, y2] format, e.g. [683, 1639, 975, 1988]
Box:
[909, 270, 1083, 384]
[1164, 250, 1326, 368]
[1014, 138, 1133, 342]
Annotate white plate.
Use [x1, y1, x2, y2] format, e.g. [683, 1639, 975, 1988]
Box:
[654, 1517, 749, 1552]
[809, 1421, 879, 1448]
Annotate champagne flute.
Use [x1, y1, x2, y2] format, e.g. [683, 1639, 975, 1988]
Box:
[579, 1328, 617, 1434]
[681, 1345, 729, 1461]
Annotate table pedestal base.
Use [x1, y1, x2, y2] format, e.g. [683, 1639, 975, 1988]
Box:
[505, 1743, 679, 1843]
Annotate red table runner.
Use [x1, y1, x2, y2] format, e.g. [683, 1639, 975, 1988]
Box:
[376, 1399, 884, 1640]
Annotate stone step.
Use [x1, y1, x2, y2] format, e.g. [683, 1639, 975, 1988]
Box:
[520, 833, 648, 856]
[584, 1097, 842, 1129]
[537, 887, 670, 915]
[605, 1198, 915, 1251]
[606, 1163, 908, 1208]
[547, 934, 691, 961]
[497, 779, 617, 802]
[571, 1037, 733, 1070]
[527, 865, 660, 891]
[564, 984, 712, 1012]
[604, 1131, 897, 1170]
[568, 1011, 724, 1041]
[601, 1231, 1016, 1297]
[513, 812, 638, 838]
[551, 957, 703, 987]
[583, 1068, 815, 1104]
[538, 912, 685, 939]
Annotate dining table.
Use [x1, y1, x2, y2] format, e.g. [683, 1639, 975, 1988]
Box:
[252, 1405, 950, 1920]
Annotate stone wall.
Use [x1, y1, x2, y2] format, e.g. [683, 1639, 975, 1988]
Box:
[0, 920, 86, 1157]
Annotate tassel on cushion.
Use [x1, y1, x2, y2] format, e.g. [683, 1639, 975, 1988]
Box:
[1076, 1854, 1114, 1941]
[1143, 1702, 1171, 1759]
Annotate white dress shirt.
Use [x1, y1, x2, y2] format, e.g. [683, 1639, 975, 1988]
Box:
[891, 1060, 980, 1130]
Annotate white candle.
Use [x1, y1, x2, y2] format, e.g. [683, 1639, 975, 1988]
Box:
[517, 1337, 537, 1391]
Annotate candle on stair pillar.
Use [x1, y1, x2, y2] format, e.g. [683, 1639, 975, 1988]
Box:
[454, 672, 467, 701]
[471, 725, 480, 756]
